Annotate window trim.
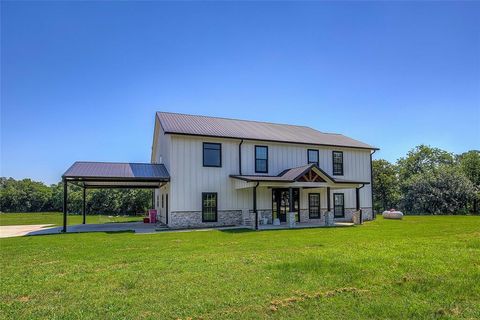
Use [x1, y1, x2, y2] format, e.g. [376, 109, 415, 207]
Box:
[307, 149, 319, 166]
[202, 192, 218, 222]
[203, 142, 222, 167]
[333, 193, 345, 218]
[308, 193, 321, 219]
[332, 151, 344, 176]
[254, 145, 269, 173]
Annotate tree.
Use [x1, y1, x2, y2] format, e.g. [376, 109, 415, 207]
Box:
[0, 177, 151, 215]
[457, 150, 480, 213]
[397, 145, 455, 181]
[0, 178, 52, 212]
[401, 166, 476, 214]
[372, 159, 400, 212]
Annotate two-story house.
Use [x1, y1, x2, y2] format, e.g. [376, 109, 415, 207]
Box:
[151, 112, 378, 229]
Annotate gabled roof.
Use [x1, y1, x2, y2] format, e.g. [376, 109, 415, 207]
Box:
[230, 163, 370, 185]
[157, 112, 378, 150]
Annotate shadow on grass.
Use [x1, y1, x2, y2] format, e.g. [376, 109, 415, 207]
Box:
[218, 228, 255, 234]
[23, 229, 136, 238]
[104, 230, 135, 234]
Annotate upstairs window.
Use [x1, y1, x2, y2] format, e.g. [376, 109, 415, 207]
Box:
[332, 151, 344, 175]
[203, 143, 222, 167]
[307, 149, 319, 166]
[202, 192, 217, 222]
[255, 146, 268, 173]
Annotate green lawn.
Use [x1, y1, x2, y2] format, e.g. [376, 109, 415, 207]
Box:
[1, 216, 479, 319]
[0, 212, 143, 226]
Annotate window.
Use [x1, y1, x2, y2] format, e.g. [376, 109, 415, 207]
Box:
[255, 145, 268, 173]
[334, 193, 345, 218]
[332, 151, 344, 175]
[161, 194, 164, 208]
[202, 192, 217, 222]
[203, 143, 221, 167]
[308, 193, 321, 219]
[308, 149, 319, 166]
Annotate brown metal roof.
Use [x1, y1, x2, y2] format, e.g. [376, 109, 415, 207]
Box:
[63, 162, 170, 181]
[157, 112, 378, 150]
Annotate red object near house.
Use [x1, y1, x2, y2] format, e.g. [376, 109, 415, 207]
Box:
[143, 217, 150, 223]
[148, 209, 157, 223]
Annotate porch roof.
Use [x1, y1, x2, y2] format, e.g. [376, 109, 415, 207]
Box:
[62, 161, 170, 188]
[230, 163, 369, 185]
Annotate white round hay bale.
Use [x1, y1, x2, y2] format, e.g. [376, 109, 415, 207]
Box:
[382, 210, 404, 220]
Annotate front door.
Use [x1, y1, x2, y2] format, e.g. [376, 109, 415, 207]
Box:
[272, 188, 300, 222]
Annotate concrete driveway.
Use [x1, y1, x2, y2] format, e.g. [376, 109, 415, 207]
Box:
[0, 224, 56, 238]
[0, 222, 165, 238]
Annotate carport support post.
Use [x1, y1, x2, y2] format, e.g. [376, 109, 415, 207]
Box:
[151, 190, 155, 209]
[82, 187, 86, 224]
[62, 178, 67, 233]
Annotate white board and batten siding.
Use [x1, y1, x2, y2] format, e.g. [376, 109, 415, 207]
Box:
[153, 132, 372, 214]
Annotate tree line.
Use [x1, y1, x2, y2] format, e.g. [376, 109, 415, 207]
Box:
[373, 146, 479, 214]
[0, 178, 152, 215]
[1, 145, 479, 215]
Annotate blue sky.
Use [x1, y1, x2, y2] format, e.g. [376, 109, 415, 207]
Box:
[1, 1, 479, 184]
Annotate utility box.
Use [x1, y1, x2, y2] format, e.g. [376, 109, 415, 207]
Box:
[148, 209, 157, 224]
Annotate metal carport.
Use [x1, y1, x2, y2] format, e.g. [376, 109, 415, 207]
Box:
[61, 161, 170, 232]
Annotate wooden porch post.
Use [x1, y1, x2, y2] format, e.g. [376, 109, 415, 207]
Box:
[253, 187, 257, 229]
[288, 187, 293, 213]
[327, 187, 331, 212]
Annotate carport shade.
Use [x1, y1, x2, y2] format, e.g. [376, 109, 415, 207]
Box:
[61, 161, 170, 232]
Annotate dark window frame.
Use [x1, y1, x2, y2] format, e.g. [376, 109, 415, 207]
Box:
[203, 142, 222, 167]
[161, 194, 164, 208]
[307, 149, 319, 166]
[332, 151, 344, 175]
[333, 193, 345, 218]
[255, 145, 269, 173]
[202, 192, 218, 222]
[308, 193, 321, 219]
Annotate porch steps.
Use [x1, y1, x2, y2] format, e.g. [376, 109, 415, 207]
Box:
[242, 218, 254, 229]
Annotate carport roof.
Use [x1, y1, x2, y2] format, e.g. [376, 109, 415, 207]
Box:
[62, 161, 170, 188]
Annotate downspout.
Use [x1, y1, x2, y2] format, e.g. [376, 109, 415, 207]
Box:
[254, 181, 259, 230]
[238, 139, 244, 175]
[356, 183, 366, 224]
[370, 150, 377, 219]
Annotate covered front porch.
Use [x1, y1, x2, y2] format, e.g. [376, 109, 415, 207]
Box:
[231, 163, 369, 230]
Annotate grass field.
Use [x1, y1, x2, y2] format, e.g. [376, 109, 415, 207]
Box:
[1, 215, 479, 319]
[0, 212, 143, 226]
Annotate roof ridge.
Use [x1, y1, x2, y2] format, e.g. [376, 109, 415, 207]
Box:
[74, 161, 163, 165]
[157, 111, 320, 132]
[155, 111, 378, 150]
